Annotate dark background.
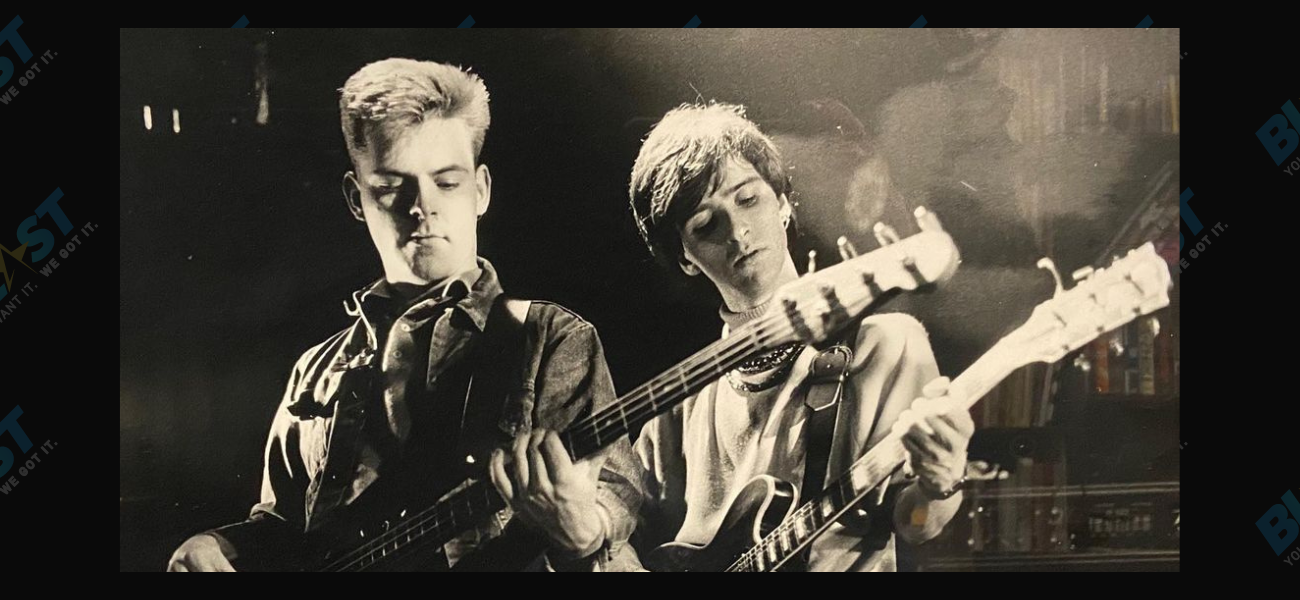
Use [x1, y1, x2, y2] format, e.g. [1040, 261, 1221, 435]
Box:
[110, 20, 1276, 572]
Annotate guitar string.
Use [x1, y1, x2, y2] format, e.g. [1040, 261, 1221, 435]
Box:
[565, 293, 844, 447]
[325, 256, 927, 571]
[727, 263, 1158, 571]
[730, 444, 902, 572]
[732, 327, 1023, 571]
[324, 480, 494, 571]
[324, 308, 813, 572]
[324, 323, 788, 572]
[333, 261, 975, 571]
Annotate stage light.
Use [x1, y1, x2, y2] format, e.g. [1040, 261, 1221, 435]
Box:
[173, 108, 181, 134]
[143, 105, 152, 130]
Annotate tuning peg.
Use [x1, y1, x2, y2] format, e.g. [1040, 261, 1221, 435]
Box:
[1071, 266, 1094, 282]
[837, 236, 859, 261]
[807, 250, 818, 273]
[873, 222, 901, 247]
[1037, 257, 1064, 297]
[913, 206, 943, 232]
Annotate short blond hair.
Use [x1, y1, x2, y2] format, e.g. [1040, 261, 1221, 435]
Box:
[339, 58, 491, 163]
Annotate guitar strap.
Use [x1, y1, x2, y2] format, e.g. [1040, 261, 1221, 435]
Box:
[794, 325, 857, 570]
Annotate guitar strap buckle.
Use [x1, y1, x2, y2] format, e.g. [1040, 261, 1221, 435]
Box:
[804, 344, 852, 412]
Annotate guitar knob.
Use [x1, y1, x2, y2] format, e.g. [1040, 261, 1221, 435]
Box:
[837, 236, 859, 260]
[873, 222, 901, 247]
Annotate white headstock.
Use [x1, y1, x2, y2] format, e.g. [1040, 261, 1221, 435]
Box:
[762, 207, 960, 347]
[1001, 242, 1172, 367]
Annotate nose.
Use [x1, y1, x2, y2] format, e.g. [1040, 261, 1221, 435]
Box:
[408, 179, 441, 221]
[728, 212, 753, 245]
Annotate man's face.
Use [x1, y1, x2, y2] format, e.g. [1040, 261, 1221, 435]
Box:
[677, 156, 789, 301]
[346, 116, 490, 286]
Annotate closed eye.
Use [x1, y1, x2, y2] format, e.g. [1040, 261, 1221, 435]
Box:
[689, 216, 715, 236]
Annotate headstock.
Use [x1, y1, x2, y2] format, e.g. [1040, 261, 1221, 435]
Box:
[1000, 242, 1172, 368]
[760, 207, 960, 347]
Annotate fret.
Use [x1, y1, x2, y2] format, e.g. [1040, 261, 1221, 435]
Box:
[793, 510, 810, 539]
[777, 526, 793, 554]
[708, 349, 724, 378]
[785, 516, 806, 540]
[801, 504, 822, 529]
[675, 366, 689, 394]
[819, 495, 837, 520]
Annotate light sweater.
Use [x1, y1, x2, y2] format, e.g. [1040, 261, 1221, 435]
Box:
[634, 310, 940, 571]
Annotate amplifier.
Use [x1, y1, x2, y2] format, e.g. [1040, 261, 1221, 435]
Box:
[914, 480, 1179, 569]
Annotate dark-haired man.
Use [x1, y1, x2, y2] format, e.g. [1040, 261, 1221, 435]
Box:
[626, 103, 974, 571]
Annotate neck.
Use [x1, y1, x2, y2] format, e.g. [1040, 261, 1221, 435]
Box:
[384, 261, 480, 305]
[718, 254, 800, 316]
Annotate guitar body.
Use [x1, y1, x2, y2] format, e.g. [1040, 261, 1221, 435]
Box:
[646, 475, 800, 572]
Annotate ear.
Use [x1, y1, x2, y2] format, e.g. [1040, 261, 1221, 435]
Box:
[475, 163, 492, 218]
[778, 194, 793, 224]
[342, 171, 365, 223]
[677, 253, 701, 277]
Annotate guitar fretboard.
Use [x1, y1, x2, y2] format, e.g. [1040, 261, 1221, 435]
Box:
[315, 225, 947, 572]
[728, 344, 1017, 572]
[322, 307, 816, 571]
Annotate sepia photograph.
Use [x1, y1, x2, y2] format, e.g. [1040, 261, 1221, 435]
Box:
[120, 27, 1182, 572]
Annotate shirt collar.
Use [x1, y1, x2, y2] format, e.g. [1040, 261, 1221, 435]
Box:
[344, 257, 503, 342]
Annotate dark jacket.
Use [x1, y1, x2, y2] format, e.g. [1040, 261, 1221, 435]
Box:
[209, 258, 642, 571]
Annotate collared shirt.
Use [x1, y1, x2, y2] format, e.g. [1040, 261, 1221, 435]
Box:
[632, 312, 940, 571]
[210, 257, 644, 571]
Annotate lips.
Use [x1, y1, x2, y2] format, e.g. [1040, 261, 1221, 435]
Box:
[733, 248, 764, 267]
[410, 232, 447, 244]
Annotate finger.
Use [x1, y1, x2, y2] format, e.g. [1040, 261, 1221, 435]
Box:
[921, 376, 951, 399]
[933, 406, 975, 438]
[511, 433, 531, 494]
[891, 409, 914, 437]
[169, 560, 189, 572]
[923, 414, 960, 452]
[902, 430, 942, 463]
[528, 429, 553, 496]
[909, 411, 936, 436]
[540, 430, 574, 484]
[489, 448, 514, 501]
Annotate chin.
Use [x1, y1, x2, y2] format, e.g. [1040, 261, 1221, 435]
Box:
[412, 263, 457, 283]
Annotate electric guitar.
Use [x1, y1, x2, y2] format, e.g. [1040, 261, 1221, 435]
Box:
[297, 207, 960, 571]
[645, 243, 1172, 572]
